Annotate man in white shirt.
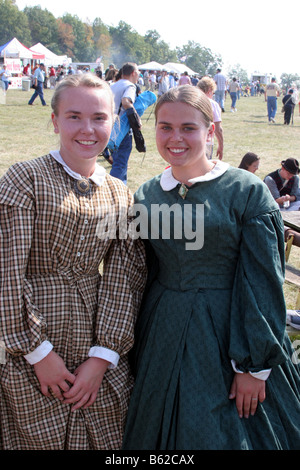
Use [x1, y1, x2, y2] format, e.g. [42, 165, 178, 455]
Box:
[110, 62, 140, 184]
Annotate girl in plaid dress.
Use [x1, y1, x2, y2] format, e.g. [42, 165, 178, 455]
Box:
[0, 74, 146, 449]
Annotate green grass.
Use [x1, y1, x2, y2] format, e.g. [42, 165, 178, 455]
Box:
[1, 86, 300, 319]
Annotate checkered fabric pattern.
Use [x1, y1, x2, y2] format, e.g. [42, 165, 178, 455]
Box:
[0, 155, 146, 450]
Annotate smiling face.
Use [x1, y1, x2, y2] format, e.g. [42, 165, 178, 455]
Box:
[51, 85, 113, 176]
[155, 101, 214, 181]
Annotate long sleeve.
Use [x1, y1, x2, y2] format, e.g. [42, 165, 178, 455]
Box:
[94, 195, 147, 364]
[0, 176, 48, 356]
[229, 209, 287, 373]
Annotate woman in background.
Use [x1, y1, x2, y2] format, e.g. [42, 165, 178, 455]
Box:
[238, 152, 260, 173]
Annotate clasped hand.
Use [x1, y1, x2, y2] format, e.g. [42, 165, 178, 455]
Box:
[34, 351, 109, 411]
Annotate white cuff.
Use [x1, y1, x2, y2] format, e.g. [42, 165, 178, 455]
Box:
[88, 346, 119, 369]
[231, 359, 271, 381]
[24, 340, 53, 365]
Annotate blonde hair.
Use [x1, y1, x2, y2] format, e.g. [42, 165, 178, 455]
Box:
[155, 85, 213, 128]
[197, 76, 216, 94]
[51, 73, 114, 118]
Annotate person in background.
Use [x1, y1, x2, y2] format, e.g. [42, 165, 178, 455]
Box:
[198, 76, 223, 159]
[238, 152, 260, 173]
[49, 65, 56, 89]
[122, 85, 300, 450]
[110, 62, 141, 184]
[265, 77, 281, 123]
[157, 70, 170, 97]
[0, 64, 11, 93]
[264, 157, 300, 210]
[213, 68, 227, 111]
[0, 73, 146, 450]
[282, 89, 295, 125]
[229, 77, 239, 112]
[179, 71, 191, 85]
[28, 63, 47, 106]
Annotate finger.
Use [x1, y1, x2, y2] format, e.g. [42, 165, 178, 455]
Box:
[243, 396, 252, 419]
[63, 381, 82, 399]
[71, 393, 91, 411]
[258, 388, 266, 403]
[229, 381, 237, 400]
[250, 397, 258, 416]
[235, 395, 244, 418]
[59, 380, 72, 393]
[66, 372, 76, 385]
[83, 391, 98, 409]
[40, 383, 51, 397]
[50, 385, 64, 401]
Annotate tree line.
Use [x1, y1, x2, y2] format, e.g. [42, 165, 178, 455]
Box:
[1, 0, 223, 76]
[2, 0, 300, 88]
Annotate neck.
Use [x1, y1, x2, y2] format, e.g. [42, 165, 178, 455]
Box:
[60, 153, 96, 178]
[172, 159, 216, 186]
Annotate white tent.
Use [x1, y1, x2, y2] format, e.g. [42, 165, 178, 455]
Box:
[138, 61, 164, 71]
[30, 43, 70, 66]
[163, 62, 197, 76]
[0, 37, 44, 60]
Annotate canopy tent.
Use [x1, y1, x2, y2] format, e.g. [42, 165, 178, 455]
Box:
[30, 43, 69, 66]
[0, 38, 44, 60]
[138, 61, 164, 71]
[162, 62, 197, 76]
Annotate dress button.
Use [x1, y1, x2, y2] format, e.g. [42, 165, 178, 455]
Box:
[80, 236, 85, 241]
[77, 252, 81, 257]
[84, 219, 88, 224]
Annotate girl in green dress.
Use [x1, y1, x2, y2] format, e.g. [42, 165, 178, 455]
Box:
[123, 85, 300, 450]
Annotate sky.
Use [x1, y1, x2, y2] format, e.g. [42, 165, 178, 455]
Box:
[15, 0, 300, 79]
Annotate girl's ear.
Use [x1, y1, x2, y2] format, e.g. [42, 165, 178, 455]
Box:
[51, 112, 59, 134]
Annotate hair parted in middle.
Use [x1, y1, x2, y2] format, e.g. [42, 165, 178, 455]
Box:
[154, 85, 214, 128]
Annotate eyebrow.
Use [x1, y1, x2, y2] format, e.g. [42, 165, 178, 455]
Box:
[157, 120, 198, 125]
[64, 110, 109, 116]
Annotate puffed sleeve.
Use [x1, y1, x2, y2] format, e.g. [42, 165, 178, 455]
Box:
[229, 208, 287, 373]
[93, 186, 147, 366]
[0, 166, 48, 357]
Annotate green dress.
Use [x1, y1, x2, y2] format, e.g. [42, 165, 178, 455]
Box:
[123, 162, 300, 450]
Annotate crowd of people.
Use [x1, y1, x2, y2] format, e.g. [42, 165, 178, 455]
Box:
[0, 60, 299, 451]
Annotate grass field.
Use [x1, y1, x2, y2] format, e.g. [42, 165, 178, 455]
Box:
[1, 86, 300, 314]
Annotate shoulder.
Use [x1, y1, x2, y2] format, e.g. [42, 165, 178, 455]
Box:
[210, 99, 222, 120]
[0, 155, 53, 208]
[223, 167, 279, 217]
[104, 173, 134, 205]
[1, 155, 52, 183]
[134, 174, 162, 204]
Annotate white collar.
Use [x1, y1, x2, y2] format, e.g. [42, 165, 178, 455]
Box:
[160, 160, 230, 191]
[50, 150, 106, 187]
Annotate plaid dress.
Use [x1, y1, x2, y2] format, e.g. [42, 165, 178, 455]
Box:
[0, 154, 146, 450]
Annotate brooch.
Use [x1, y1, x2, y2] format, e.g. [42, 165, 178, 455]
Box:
[178, 183, 188, 199]
[74, 178, 91, 196]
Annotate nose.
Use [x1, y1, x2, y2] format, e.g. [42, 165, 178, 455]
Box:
[170, 128, 183, 141]
[81, 119, 94, 133]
